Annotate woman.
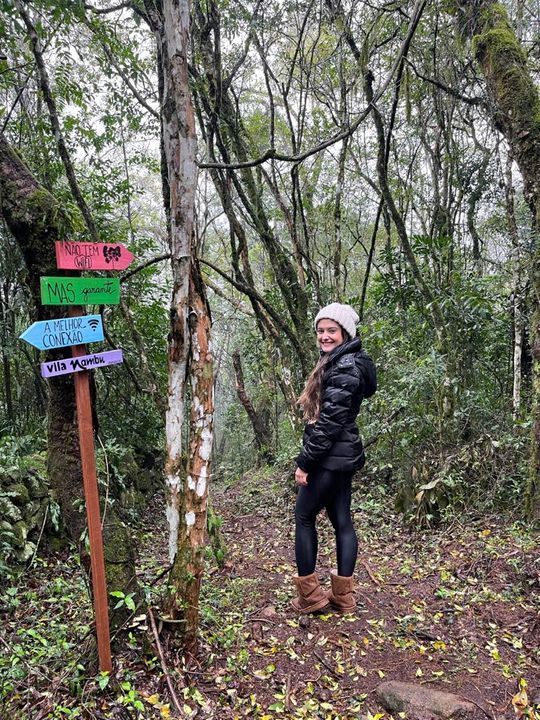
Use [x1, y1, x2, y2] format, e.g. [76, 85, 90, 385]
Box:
[292, 303, 377, 614]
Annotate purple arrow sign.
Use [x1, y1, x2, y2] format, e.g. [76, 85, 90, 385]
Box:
[40, 349, 124, 378]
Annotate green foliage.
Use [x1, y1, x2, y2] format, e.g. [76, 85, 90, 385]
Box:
[362, 256, 527, 522]
[206, 504, 226, 567]
[110, 590, 136, 612]
[0, 558, 92, 704]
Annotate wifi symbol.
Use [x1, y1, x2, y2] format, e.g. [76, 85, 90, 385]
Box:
[88, 318, 100, 331]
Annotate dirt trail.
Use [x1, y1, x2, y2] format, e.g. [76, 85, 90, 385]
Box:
[199, 473, 540, 718]
[2, 472, 539, 719]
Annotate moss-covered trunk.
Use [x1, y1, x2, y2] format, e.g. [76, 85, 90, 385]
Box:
[450, 1, 540, 520]
[0, 132, 138, 624]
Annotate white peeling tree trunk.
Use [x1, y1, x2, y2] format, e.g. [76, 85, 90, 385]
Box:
[157, 0, 214, 648]
[160, 0, 195, 565]
[168, 262, 214, 648]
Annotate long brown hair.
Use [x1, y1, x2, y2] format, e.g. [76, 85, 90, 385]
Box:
[297, 328, 351, 422]
[297, 354, 330, 422]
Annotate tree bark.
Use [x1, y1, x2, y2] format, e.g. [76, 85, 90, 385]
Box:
[168, 260, 214, 651]
[147, 0, 215, 650]
[232, 350, 273, 463]
[0, 280, 14, 430]
[504, 153, 525, 419]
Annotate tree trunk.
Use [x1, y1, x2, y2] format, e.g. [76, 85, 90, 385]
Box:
[450, 0, 540, 517]
[148, 0, 215, 650]
[504, 154, 525, 419]
[232, 350, 273, 463]
[0, 281, 14, 430]
[167, 261, 214, 651]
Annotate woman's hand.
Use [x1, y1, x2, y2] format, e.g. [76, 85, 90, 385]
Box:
[295, 467, 308, 486]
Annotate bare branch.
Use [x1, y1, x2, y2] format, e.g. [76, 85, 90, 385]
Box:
[84, 2, 134, 15]
[120, 253, 171, 283]
[94, 33, 160, 119]
[203, 277, 254, 317]
[405, 58, 485, 107]
[198, 0, 428, 170]
[200, 258, 305, 358]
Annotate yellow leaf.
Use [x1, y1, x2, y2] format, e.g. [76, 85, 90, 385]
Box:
[160, 705, 171, 718]
[481, 529, 491, 537]
[146, 694, 160, 705]
[377, 670, 385, 678]
[512, 689, 528, 711]
[416, 668, 423, 677]
[253, 663, 276, 679]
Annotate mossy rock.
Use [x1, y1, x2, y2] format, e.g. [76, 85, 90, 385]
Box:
[0, 469, 50, 567]
[0, 496, 22, 523]
[14, 540, 36, 563]
[9, 520, 28, 548]
[0, 520, 16, 544]
[26, 470, 48, 499]
[119, 487, 146, 513]
[25, 501, 45, 526]
[5, 483, 30, 506]
[120, 450, 158, 494]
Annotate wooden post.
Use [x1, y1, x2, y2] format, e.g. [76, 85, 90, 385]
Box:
[69, 306, 112, 672]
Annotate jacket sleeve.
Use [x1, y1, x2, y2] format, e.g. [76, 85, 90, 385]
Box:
[296, 360, 361, 472]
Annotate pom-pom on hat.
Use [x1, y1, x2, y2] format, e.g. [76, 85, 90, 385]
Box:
[314, 303, 359, 339]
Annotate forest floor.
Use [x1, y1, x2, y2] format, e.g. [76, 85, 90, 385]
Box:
[1, 468, 539, 719]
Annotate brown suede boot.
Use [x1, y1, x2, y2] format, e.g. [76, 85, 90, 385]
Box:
[291, 573, 330, 614]
[327, 571, 356, 613]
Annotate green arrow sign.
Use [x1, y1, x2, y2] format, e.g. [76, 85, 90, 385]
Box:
[40, 277, 120, 306]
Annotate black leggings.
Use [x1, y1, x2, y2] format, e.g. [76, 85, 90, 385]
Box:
[294, 467, 358, 577]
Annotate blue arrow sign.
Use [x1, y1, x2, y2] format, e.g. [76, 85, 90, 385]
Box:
[19, 314, 104, 350]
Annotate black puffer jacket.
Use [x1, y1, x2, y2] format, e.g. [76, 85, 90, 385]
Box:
[296, 338, 377, 473]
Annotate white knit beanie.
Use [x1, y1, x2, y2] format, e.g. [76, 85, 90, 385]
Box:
[314, 303, 359, 339]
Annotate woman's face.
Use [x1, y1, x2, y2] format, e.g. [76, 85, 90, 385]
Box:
[316, 319, 345, 353]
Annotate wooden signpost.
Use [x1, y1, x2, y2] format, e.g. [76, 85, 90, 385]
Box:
[19, 314, 104, 351]
[20, 240, 134, 674]
[69, 306, 113, 673]
[41, 276, 120, 306]
[55, 241, 134, 271]
[41, 349, 123, 378]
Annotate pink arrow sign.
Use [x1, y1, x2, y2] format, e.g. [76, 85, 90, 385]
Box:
[40, 349, 123, 377]
[55, 241, 134, 271]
